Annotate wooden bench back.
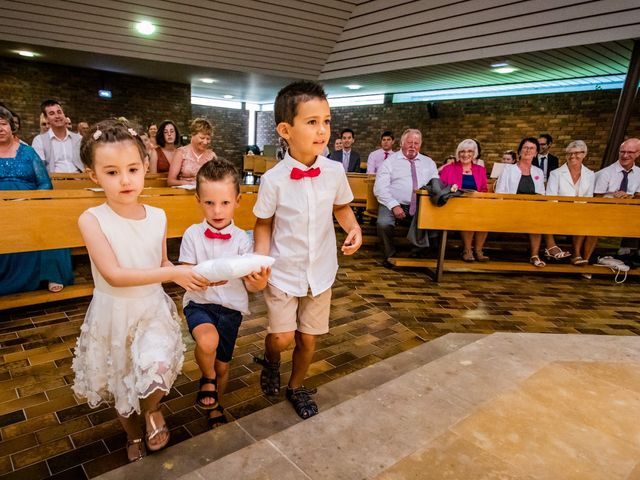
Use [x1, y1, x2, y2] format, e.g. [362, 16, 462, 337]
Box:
[347, 173, 374, 206]
[1, 191, 257, 254]
[417, 192, 640, 237]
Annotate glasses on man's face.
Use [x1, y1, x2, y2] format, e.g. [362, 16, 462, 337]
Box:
[567, 151, 586, 157]
[538, 143, 548, 147]
[620, 150, 638, 156]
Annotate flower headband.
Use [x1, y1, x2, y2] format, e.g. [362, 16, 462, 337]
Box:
[92, 127, 138, 141]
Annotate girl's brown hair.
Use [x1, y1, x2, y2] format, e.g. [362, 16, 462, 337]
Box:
[80, 119, 147, 169]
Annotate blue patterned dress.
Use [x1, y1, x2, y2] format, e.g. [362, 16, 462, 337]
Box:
[0, 143, 74, 295]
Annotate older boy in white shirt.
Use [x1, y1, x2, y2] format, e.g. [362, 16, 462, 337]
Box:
[253, 80, 362, 419]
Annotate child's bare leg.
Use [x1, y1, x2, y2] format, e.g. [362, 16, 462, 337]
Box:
[264, 331, 295, 363]
[288, 332, 317, 389]
[193, 324, 219, 407]
[214, 359, 229, 402]
[118, 412, 145, 461]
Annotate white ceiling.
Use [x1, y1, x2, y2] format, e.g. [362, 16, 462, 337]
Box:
[1, 0, 639, 103]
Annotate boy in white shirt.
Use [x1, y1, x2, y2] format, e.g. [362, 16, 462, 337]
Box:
[180, 159, 269, 428]
[253, 81, 362, 419]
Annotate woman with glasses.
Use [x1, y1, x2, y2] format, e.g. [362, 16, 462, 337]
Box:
[545, 140, 595, 265]
[495, 137, 547, 267]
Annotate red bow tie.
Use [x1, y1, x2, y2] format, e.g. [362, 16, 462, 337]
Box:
[290, 167, 321, 180]
[205, 229, 231, 240]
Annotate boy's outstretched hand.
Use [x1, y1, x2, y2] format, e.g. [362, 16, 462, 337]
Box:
[341, 226, 362, 255]
[243, 266, 271, 292]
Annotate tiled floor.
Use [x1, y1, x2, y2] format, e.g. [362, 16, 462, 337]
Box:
[0, 243, 638, 479]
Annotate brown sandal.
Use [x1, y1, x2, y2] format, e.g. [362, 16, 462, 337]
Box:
[145, 407, 170, 452]
[126, 437, 146, 462]
[474, 250, 490, 262]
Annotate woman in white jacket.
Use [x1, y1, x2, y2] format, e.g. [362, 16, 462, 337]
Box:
[545, 140, 596, 265]
[495, 137, 548, 267]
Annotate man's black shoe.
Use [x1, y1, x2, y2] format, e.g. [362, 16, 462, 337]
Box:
[382, 259, 395, 269]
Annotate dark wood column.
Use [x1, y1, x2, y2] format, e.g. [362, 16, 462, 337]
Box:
[601, 39, 640, 168]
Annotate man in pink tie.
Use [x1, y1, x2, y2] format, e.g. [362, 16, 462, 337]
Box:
[373, 129, 439, 268]
[366, 131, 395, 174]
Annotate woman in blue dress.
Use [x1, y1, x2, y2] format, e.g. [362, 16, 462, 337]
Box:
[0, 106, 74, 295]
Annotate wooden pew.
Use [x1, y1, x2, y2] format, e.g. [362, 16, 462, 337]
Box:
[0, 189, 257, 310]
[347, 173, 373, 208]
[243, 155, 278, 174]
[391, 191, 640, 281]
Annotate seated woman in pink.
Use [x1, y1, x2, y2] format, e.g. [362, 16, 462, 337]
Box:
[439, 138, 489, 262]
[167, 118, 217, 186]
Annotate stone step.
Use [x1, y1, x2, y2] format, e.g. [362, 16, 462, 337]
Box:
[96, 333, 485, 480]
[177, 332, 640, 480]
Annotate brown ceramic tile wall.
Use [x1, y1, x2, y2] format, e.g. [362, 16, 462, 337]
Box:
[257, 91, 640, 171]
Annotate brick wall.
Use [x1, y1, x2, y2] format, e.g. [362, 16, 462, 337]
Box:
[0, 57, 191, 143]
[256, 90, 640, 171]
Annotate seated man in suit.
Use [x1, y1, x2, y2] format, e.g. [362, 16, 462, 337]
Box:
[533, 133, 558, 181]
[329, 128, 361, 172]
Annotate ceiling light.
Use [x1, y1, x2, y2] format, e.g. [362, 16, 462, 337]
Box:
[491, 62, 509, 68]
[223, 95, 234, 99]
[16, 50, 37, 57]
[200, 78, 216, 84]
[492, 67, 517, 74]
[346, 84, 362, 90]
[135, 21, 156, 35]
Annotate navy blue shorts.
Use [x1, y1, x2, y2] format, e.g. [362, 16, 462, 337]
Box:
[183, 302, 242, 363]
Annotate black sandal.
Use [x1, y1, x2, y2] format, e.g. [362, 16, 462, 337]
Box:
[286, 386, 319, 419]
[196, 376, 218, 410]
[253, 354, 281, 396]
[207, 405, 228, 429]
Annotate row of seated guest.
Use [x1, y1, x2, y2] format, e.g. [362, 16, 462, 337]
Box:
[0, 106, 74, 295]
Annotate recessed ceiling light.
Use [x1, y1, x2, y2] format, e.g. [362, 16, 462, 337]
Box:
[223, 95, 234, 99]
[135, 21, 156, 35]
[16, 50, 37, 57]
[491, 62, 509, 68]
[492, 67, 517, 74]
[346, 84, 362, 90]
[200, 78, 216, 84]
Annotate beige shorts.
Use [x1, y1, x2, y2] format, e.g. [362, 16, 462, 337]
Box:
[263, 284, 332, 335]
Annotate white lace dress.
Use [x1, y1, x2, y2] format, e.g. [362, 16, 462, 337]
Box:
[72, 203, 185, 417]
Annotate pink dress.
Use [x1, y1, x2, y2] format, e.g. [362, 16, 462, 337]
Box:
[177, 146, 216, 184]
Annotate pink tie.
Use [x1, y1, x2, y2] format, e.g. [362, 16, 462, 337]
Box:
[409, 159, 418, 216]
[384, 151, 389, 160]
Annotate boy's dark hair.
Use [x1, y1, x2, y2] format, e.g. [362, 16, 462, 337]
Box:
[274, 80, 327, 125]
[341, 128, 355, 138]
[80, 119, 147, 169]
[538, 133, 553, 145]
[381, 131, 394, 140]
[40, 99, 62, 114]
[196, 158, 240, 196]
[156, 120, 181, 147]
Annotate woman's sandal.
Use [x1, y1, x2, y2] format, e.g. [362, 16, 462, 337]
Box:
[286, 386, 319, 420]
[253, 354, 281, 396]
[474, 250, 490, 262]
[571, 256, 589, 266]
[461, 249, 475, 262]
[126, 437, 146, 463]
[196, 376, 218, 410]
[207, 405, 228, 429]
[544, 246, 572, 260]
[530, 255, 546, 268]
[48, 282, 64, 293]
[145, 407, 170, 452]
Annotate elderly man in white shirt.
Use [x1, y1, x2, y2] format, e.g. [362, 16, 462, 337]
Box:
[374, 128, 439, 266]
[32, 100, 84, 173]
[594, 137, 640, 259]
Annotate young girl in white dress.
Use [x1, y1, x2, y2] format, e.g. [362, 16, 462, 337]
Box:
[72, 120, 209, 462]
